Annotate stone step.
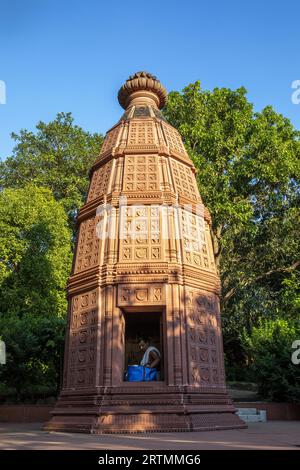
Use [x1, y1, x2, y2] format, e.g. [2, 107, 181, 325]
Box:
[237, 408, 267, 423]
[237, 408, 258, 415]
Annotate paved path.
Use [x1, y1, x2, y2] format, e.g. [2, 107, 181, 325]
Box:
[0, 421, 300, 450]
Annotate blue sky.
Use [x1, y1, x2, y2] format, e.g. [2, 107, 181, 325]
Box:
[0, 0, 299, 160]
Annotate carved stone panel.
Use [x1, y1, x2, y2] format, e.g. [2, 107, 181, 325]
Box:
[162, 123, 187, 155]
[119, 205, 162, 262]
[99, 126, 120, 155]
[185, 288, 221, 386]
[179, 209, 215, 271]
[87, 160, 113, 202]
[128, 120, 156, 146]
[65, 290, 98, 389]
[74, 215, 101, 273]
[170, 158, 200, 202]
[123, 155, 160, 192]
[117, 284, 165, 306]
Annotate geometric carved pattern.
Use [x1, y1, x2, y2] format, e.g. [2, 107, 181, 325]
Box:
[186, 289, 221, 386]
[74, 215, 100, 273]
[180, 210, 214, 271]
[100, 126, 120, 155]
[87, 160, 113, 202]
[170, 158, 199, 201]
[118, 283, 165, 306]
[119, 205, 162, 262]
[123, 155, 159, 192]
[162, 123, 186, 155]
[128, 121, 155, 146]
[66, 290, 98, 389]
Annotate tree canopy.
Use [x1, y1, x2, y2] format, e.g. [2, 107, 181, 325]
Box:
[0, 112, 103, 227]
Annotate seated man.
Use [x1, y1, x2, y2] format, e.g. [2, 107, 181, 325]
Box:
[138, 337, 161, 372]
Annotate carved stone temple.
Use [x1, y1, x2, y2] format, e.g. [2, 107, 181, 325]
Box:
[46, 72, 245, 433]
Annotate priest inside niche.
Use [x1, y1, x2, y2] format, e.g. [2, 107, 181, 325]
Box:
[126, 336, 161, 382]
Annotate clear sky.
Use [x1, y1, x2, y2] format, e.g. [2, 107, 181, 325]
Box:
[0, 0, 300, 160]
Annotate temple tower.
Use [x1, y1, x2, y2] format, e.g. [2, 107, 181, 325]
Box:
[46, 72, 245, 433]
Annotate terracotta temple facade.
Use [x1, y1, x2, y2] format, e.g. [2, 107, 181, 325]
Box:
[45, 72, 245, 433]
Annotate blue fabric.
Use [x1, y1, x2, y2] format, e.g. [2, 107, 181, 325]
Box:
[144, 367, 157, 381]
[126, 365, 157, 382]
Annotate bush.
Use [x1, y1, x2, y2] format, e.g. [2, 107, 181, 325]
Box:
[243, 319, 300, 402]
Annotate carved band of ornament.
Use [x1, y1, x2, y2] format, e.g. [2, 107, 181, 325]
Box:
[121, 194, 163, 201]
[115, 278, 169, 286]
[78, 202, 211, 226]
[77, 198, 206, 217]
[117, 284, 165, 306]
[117, 265, 167, 272]
[67, 280, 100, 297]
[91, 149, 194, 176]
[67, 267, 171, 281]
[116, 270, 168, 277]
[68, 286, 99, 300]
[117, 262, 168, 268]
[182, 261, 217, 272]
[69, 275, 169, 292]
[181, 280, 220, 294]
[182, 267, 220, 281]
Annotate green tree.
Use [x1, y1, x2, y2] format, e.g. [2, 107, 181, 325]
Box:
[164, 82, 300, 366]
[0, 185, 72, 397]
[0, 112, 103, 227]
[243, 319, 300, 402]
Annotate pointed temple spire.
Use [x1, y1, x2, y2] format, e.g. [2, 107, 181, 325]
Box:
[45, 72, 245, 433]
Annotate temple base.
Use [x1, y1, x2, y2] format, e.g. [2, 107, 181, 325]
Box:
[44, 385, 246, 434]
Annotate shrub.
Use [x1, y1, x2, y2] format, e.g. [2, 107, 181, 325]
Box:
[243, 319, 300, 402]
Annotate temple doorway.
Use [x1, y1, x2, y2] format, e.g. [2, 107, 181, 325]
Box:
[123, 310, 164, 381]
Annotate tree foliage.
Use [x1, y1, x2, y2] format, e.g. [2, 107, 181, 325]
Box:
[0, 113, 103, 399]
[0, 112, 103, 227]
[0, 185, 72, 396]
